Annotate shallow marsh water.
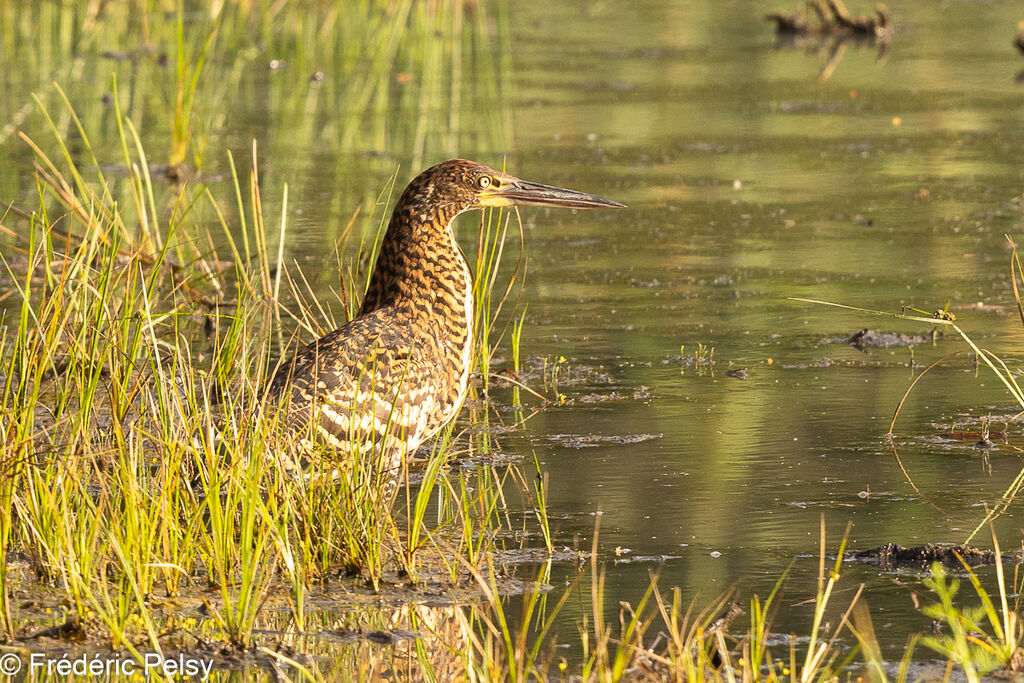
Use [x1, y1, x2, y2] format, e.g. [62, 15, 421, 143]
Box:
[5, 0, 1024, 671]
[500, 0, 1024, 658]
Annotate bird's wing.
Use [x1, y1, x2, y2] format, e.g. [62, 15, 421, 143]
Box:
[268, 311, 442, 453]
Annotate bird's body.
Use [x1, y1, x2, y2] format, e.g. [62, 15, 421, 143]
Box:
[265, 159, 622, 472]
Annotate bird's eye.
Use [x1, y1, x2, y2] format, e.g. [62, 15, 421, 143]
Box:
[475, 175, 492, 190]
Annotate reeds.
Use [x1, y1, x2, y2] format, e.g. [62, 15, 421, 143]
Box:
[0, 84, 541, 666]
[1, 0, 514, 199]
[7, 101, 1024, 675]
[7, 2, 1024, 677]
[447, 517, 888, 682]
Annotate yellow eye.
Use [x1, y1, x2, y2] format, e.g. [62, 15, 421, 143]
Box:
[475, 175, 492, 190]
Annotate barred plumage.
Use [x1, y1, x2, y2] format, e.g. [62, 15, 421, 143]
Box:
[265, 159, 623, 472]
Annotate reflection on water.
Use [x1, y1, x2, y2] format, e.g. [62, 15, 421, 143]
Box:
[498, 0, 1024, 656]
[5, 0, 1024, 666]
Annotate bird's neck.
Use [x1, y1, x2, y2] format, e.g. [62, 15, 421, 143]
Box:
[359, 204, 475, 330]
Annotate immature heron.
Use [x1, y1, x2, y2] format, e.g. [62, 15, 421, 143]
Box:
[265, 159, 623, 471]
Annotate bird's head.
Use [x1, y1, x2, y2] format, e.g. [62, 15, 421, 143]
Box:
[404, 159, 625, 217]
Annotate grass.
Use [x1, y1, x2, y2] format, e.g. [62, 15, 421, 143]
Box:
[917, 526, 1024, 682]
[4, 113, 928, 676]
[169, 0, 222, 172]
[5, 2, 1024, 679]
[449, 516, 944, 682]
[784, 237, 1024, 680]
[6, 113, 1024, 676]
[679, 342, 716, 377]
[792, 235, 1024, 545]
[0, 74, 544, 670]
[0, 2, 557, 673]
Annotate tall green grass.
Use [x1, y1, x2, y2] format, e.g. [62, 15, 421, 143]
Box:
[6, 121, 1024, 678]
[449, 517, 882, 681]
[0, 82, 540, 665]
[0, 0, 514, 209]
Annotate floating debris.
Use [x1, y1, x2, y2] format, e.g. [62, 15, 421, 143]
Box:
[973, 436, 998, 451]
[492, 548, 589, 565]
[548, 433, 662, 449]
[319, 628, 419, 645]
[816, 329, 940, 349]
[846, 542, 1000, 569]
[614, 554, 681, 564]
[937, 416, 1009, 451]
[767, 0, 891, 38]
[939, 429, 1006, 442]
[766, 0, 892, 81]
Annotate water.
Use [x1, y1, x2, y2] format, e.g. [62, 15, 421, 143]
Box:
[5, 0, 1024, 665]
[490, 0, 1024, 655]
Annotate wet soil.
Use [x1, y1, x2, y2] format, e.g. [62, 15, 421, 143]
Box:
[1, 550, 549, 674]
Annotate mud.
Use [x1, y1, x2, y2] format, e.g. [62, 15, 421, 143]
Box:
[0, 555, 554, 676]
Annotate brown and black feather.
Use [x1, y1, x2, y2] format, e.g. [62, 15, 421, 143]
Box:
[264, 159, 623, 473]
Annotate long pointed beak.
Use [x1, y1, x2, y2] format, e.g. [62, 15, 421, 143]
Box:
[479, 178, 625, 210]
